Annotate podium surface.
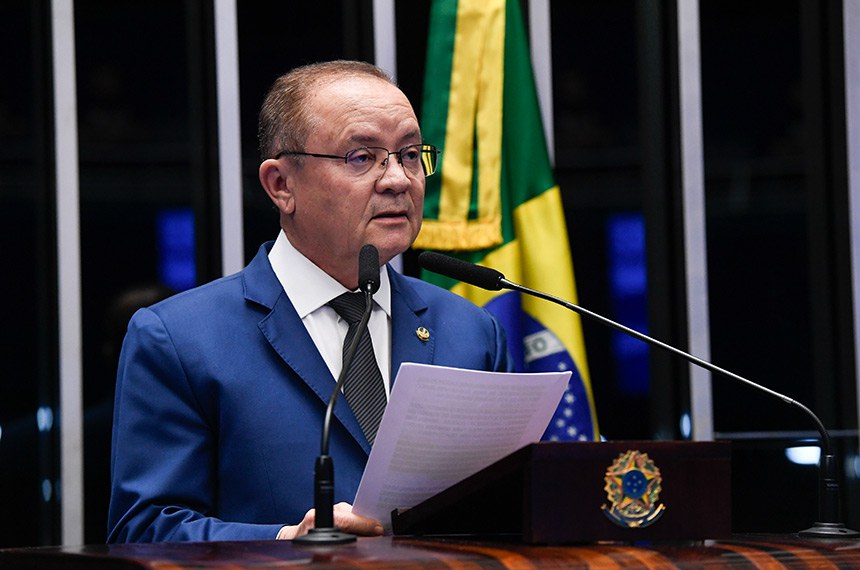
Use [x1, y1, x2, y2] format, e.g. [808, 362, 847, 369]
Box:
[3, 535, 860, 569]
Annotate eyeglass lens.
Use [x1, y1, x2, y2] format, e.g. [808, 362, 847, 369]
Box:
[345, 145, 438, 176]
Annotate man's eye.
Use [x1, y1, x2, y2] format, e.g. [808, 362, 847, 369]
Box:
[347, 150, 374, 165]
[401, 147, 421, 161]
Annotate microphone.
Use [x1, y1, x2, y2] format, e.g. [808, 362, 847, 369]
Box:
[359, 244, 381, 295]
[294, 244, 380, 545]
[418, 251, 860, 538]
[419, 251, 505, 291]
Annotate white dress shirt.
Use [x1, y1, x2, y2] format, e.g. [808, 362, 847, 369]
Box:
[267, 231, 392, 396]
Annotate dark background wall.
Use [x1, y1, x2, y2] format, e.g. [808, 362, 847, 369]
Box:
[0, 0, 856, 546]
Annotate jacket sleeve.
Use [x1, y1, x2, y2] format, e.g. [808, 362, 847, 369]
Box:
[107, 308, 283, 543]
[489, 309, 515, 374]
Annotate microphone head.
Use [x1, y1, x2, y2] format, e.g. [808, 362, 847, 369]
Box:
[359, 244, 381, 294]
[417, 251, 505, 291]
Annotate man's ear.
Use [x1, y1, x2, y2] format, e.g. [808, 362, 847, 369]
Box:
[259, 158, 296, 214]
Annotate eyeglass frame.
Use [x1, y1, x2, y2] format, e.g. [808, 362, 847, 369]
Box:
[274, 143, 440, 177]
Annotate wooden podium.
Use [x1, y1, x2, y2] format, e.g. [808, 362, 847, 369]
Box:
[5, 535, 860, 569]
[391, 441, 732, 543]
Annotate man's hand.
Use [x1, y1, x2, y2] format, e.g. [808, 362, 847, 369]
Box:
[277, 502, 384, 540]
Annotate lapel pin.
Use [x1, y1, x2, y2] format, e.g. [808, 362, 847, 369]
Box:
[416, 326, 430, 342]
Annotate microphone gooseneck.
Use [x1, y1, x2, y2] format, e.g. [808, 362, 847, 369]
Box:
[294, 244, 380, 546]
[418, 251, 859, 538]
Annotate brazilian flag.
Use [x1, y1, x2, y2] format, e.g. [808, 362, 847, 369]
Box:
[415, 0, 599, 441]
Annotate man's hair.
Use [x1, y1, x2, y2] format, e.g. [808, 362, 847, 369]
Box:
[257, 60, 394, 160]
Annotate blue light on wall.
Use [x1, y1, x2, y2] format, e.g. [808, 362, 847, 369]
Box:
[607, 213, 650, 395]
[156, 208, 196, 292]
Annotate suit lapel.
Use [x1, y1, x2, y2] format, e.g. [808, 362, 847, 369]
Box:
[389, 268, 435, 384]
[242, 251, 438, 454]
[243, 245, 370, 455]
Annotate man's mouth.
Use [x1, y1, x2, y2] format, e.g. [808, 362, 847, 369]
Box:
[373, 210, 408, 220]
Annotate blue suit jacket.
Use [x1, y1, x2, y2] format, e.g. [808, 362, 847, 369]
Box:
[108, 243, 510, 542]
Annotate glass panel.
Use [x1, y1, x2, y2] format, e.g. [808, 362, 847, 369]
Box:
[75, 0, 207, 543]
[0, 0, 60, 547]
[701, 0, 812, 434]
[238, 0, 375, 260]
[701, 0, 856, 531]
[549, 0, 650, 439]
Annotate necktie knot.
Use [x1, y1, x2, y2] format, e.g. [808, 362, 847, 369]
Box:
[328, 292, 368, 325]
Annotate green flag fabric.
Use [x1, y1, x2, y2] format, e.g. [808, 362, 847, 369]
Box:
[417, 0, 599, 441]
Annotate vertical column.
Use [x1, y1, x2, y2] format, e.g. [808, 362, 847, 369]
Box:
[373, 0, 397, 80]
[844, 0, 860, 457]
[51, 0, 83, 545]
[529, 0, 554, 164]
[677, 0, 713, 441]
[373, 0, 401, 271]
[214, 0, 244, 275]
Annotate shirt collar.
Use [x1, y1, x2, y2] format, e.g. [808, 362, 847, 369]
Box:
[268, 230, 392, 318]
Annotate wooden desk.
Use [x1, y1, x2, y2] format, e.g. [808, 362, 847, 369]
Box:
[2, 535, 860, 569]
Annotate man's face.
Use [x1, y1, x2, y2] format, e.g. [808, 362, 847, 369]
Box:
[277, 76, 425, 284]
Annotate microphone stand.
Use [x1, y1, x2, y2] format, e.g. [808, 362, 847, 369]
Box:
[294, 270, 377, 545]
[498, 276, 859, 538]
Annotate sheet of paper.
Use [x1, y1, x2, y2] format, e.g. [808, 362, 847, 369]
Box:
[351, 362, 570, 528]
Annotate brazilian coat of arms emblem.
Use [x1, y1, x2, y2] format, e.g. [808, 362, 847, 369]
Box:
[601, 449, 666, 528]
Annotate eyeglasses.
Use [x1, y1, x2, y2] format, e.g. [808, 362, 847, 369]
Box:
[275, 144, 440, 177]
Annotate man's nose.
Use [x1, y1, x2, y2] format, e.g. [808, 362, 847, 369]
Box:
[377, 156, 412, 191]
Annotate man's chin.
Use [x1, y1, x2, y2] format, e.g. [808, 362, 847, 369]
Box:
[368, 236, 414, 265]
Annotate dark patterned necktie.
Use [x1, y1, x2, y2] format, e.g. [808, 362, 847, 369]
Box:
[328, 292, 387, 445]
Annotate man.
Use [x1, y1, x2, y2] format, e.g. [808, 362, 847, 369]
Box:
[108, 60, 511, 542]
